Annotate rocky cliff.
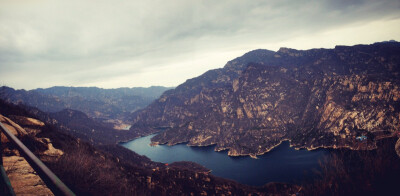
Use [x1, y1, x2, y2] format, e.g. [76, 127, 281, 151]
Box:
[130, 42, 400, 157]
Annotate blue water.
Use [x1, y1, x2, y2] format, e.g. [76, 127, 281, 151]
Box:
[121, 134, 329, 186]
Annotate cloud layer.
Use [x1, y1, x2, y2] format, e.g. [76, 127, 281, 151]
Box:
[1, 0, 400, 89]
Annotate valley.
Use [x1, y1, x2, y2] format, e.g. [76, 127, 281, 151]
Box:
[1, 42, 400, 195]
[0, 86, 172, 145]
[2, 1, 400, 195]
[0, 86, 172, 127]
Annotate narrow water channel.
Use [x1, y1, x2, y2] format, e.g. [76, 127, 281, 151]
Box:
[121, 134, 329, 186]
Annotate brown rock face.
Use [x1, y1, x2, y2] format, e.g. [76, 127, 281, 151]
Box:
[1, 114, 64, 194]
[0, 115, 28, 143]
[37, 138, 64, 162]
[131, 42, 400, 156]
[3, 156, 54, 196]
[1, 115, 64, 160]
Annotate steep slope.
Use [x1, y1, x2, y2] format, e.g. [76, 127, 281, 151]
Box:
[0, 96, 141, 145]
[2, 100, 399, 195]
[0, 97, 300, 195]
[49, 109, 139, 145]
[131, 42, 400, 157]
[0, 86, 172, 126]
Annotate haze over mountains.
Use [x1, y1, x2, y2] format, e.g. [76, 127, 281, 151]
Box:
[0, 86, 172, 144]
[130, 41, 400, 157]
[0, 86, 172, 124]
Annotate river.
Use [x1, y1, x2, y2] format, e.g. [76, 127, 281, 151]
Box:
[121, 134, 329, 186]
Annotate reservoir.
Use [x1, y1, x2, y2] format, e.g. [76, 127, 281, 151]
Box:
[121, 134, 329, 186]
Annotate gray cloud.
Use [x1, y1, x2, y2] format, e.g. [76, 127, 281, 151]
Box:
[0, 0, 399, 89]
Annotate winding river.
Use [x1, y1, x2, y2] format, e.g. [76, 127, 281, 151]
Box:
[121, 134, 329, 186]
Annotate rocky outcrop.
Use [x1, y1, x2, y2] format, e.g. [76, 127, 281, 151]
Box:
[131, 41, 400, 157]
[37, 137, 64, 162]
[1, 115, 64, 161]
[1, 114, 64, 194]
[0, 115, 28, 143]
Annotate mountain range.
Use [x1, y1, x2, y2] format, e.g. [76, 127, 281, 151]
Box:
[0, 86, 172, 128]
[130, 41, 400, 157]
[0, 86, 173, 144]
[1, 41, 400, 195]
[2, 42, 399, 157]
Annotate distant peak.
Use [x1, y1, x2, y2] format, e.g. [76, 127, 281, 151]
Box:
[277, 47, 299, 53]
[277, 47, 304, 57]
[240, 49, 275, 57]
[376, 40, 398, 43]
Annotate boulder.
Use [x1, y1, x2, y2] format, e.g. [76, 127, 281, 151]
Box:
[0, 114, 28, 143]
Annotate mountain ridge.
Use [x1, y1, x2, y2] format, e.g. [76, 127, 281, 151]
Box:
[0, 85, 173, 126]
[130, 41, 400, 157]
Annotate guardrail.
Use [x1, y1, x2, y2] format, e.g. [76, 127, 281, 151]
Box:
[0, 122, 75, 196]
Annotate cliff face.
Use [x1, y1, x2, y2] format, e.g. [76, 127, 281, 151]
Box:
[131, 42, 400, 157]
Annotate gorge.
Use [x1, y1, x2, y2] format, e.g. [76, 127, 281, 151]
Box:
[130, 41, 400, 157]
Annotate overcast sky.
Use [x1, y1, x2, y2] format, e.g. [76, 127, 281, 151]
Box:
[1, 0, 400, 90]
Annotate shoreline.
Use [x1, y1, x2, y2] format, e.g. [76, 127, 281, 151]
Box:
[121, 132, 399, 158]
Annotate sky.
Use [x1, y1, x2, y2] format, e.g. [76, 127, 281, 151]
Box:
[1, 0, 400, 90]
